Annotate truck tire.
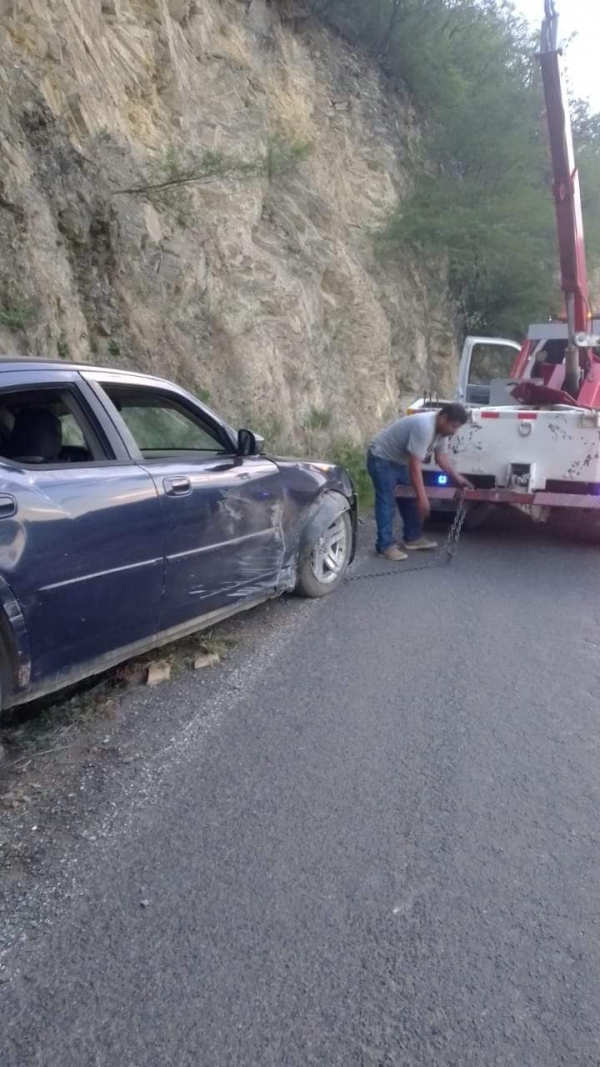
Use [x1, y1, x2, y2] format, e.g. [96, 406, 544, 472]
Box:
[463, 502, 492, 531]
[428, 509, 452, 526]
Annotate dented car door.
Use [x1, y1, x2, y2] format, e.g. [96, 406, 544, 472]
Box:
[148, 452, 285, 627]
[90, 375, 285, 628]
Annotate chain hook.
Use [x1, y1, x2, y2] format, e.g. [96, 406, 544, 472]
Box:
[443, 487, 469, 562]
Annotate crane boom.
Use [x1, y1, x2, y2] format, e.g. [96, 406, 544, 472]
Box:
[538, 0, 594, 397]
[512, 0, 599, 407]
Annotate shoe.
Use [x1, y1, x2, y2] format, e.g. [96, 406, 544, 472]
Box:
[404, 537, 438, 551]
[377, 545, 408, 561]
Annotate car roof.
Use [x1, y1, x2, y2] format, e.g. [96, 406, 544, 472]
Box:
[0, 356, 166, 384]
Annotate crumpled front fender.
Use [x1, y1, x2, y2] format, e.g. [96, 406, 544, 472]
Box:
[297, 491, 354, 564]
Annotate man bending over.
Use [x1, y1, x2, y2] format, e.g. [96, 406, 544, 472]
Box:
[367, 403, 471, 561]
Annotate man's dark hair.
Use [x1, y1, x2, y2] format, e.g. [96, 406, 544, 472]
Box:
[439, 403, 469, 425]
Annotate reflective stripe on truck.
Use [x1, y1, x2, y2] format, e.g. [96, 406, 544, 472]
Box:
[394, 486, 600, 509]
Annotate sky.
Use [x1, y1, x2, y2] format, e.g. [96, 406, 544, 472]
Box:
[516, 0, 600, 113]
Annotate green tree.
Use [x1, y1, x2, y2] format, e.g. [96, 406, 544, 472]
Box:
[573, 100, 600, 277]
[282, 0, 600, 333]
[379, 1, 560, 332]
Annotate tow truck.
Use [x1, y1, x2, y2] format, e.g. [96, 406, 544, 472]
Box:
[402, 0, 600, 528]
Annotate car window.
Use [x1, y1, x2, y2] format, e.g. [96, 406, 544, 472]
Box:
[61, 412, 87, 448]
[0, 387, 105, 466]
[469, 344, 518, 386]
[102, 386, 227, 457]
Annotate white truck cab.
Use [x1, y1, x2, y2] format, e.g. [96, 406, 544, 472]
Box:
[455, 336, 521, 407]
[454, 320, 600, 408]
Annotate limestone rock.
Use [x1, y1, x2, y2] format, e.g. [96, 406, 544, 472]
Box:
[0, 0, 458, 448]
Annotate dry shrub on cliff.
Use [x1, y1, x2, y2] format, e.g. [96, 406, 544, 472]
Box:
[214, 21, 254, 69]
[264, 56, 317, 145]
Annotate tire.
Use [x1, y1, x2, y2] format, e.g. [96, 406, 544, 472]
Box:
[463, 502, 492, 531]
[428, 509, 453, 526]
[295, 511, 352, 598]
[0, 632, 13, 719]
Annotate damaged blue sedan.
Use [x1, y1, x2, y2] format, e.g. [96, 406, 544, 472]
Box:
[0, 360, 357, 712]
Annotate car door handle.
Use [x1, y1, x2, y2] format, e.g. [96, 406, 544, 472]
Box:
[0, 495, 17, 518]
[163, 476, 192, 497]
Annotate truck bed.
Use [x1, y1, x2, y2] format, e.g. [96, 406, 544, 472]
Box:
[403, 403, 600, 514]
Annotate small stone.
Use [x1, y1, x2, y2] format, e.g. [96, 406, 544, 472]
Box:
[140, 899, 150, 909]
[146, 661, 171, 686]
[121, 753, 141, 765]
[193, 652, 220, 670]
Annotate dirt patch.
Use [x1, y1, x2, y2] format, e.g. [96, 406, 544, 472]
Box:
[0, 628, 237, 773]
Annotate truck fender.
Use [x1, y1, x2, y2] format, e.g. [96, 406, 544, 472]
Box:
[297, 491, 352, 564]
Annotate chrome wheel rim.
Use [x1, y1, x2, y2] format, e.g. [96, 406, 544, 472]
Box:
[310, 515, 348, 585]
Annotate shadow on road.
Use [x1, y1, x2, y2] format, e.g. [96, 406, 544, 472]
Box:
[428, 504, 600, 548]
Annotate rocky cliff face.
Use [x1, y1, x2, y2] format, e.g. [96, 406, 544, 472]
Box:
[0, 0, 458, 452]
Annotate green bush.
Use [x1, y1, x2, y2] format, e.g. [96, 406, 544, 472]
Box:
[286, 0, 600, 335]
[0, 303, 34, 330]
[265, 133, 313, 182]
[306, 406, 332, 431]
[330, 440, 374, 511]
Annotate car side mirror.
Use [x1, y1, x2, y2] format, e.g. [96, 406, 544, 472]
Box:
[237, 428, 264, 456]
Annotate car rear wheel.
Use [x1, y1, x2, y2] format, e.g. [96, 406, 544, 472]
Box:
[295, 511, 352, 598]
[0, 640, 12, 720]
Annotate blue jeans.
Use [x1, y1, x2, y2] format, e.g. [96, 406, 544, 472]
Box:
[367, 451, 422, 551]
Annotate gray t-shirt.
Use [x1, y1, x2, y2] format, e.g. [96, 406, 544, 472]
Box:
[369, 411, 448, 465]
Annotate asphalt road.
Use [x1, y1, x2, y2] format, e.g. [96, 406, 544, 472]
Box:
[3, 516, 600, 1065]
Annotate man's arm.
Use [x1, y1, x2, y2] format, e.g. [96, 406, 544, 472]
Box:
[435, 450, 474, 490]
[408, 453, 431, 519]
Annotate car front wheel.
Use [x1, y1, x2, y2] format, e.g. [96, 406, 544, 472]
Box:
[295, 511, 352, 598]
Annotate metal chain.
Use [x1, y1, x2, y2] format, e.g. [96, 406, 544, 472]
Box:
[345, 490, 469, 583]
